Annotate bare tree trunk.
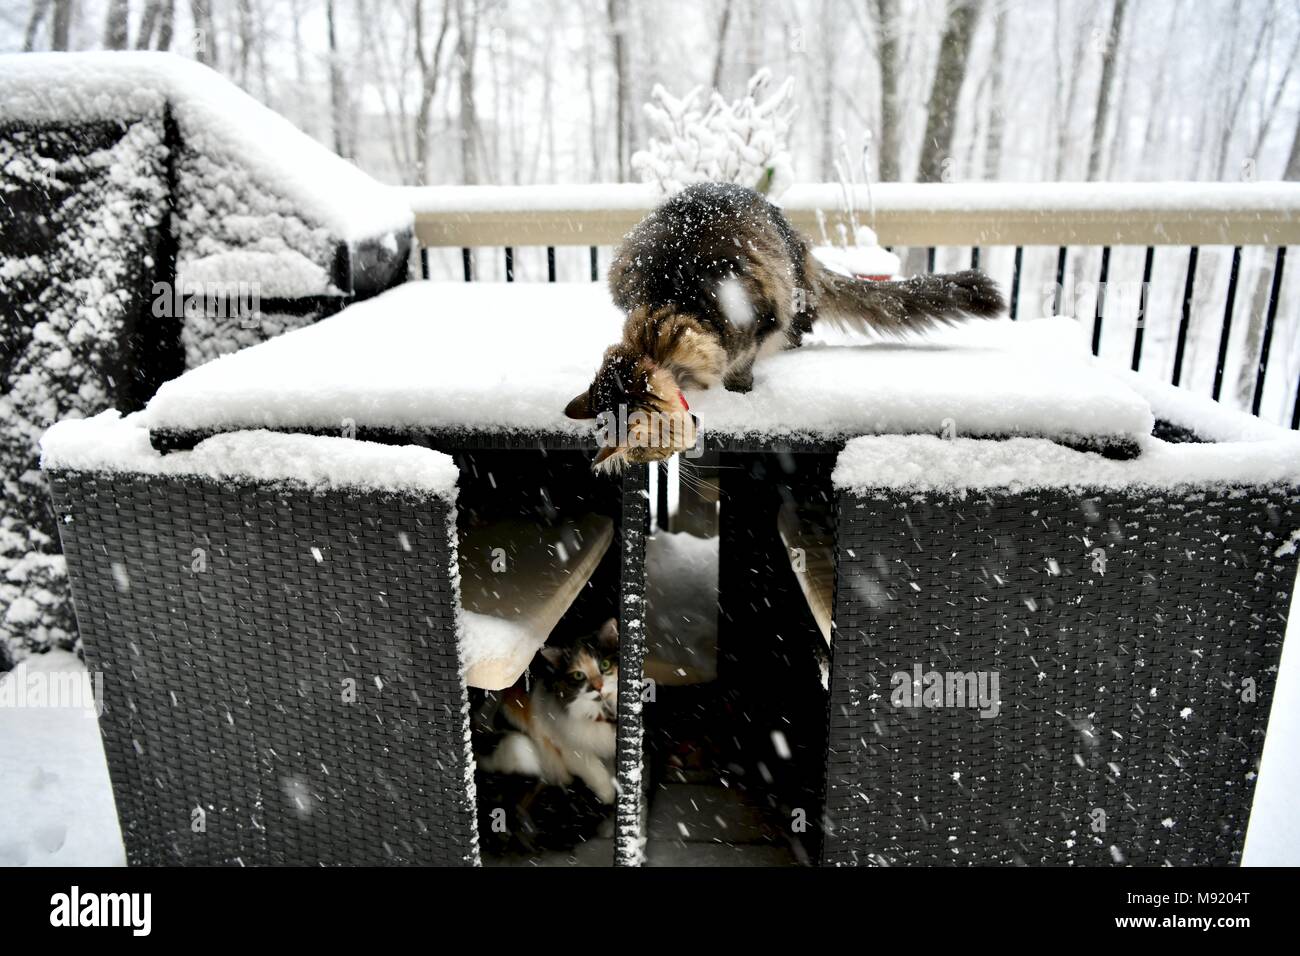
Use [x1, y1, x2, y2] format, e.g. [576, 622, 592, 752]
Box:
[1086, 0, 1126, 180]
[872, 0, 902, 182]
[1215, 6, 1274, 180]
[607, 0, 629, 180]
[326, 0, 348, 157]
[1235, 265, 1273, 409]
[710, 0, 732, 92]
[190, 0, 218, 66]
[414, 0, 452, 185]
[983, 0, 1007, 180]
[584, 7, 603, 180]
[1053, 1, 1093, 180]
[136, 0, 161, 48]
[51, 0, 72, 50]
[236, 0, 255, 86]
[456, 0, 483, 184]
[1284, 108, 1300, 180]
[1137, 0, 1182, 176]
[1249, 26, 1300, 162]
[1103, 4, 1136, 180]
[818, 0, 840, 180]
[104, 0, 130, 48]
[916, 0, 981, 183]
[155, 0, 173, 49]
[24, 0, 51, 50]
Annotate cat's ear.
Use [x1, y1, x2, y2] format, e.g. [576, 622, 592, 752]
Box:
[596, 618, 619, 650]
[539, 645, 564, 669]
[564, 391, 594, 420]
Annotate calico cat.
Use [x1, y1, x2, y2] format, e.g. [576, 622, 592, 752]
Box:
[564, 181, 1005, 469]
[476, 618, 619, 804]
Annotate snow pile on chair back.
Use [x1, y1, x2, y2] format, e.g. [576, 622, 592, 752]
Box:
[40, 411, 458, 498]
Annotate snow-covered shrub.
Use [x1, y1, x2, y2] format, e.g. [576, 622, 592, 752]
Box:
[632, 68, 796, 200]
[1, 120, 170, 664]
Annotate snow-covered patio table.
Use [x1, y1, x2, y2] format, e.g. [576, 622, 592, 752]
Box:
[47, 278, 1299, 867]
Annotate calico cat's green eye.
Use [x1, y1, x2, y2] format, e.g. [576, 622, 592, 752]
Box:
[600, 657, 615, 673]
[569, 670, 585, 684]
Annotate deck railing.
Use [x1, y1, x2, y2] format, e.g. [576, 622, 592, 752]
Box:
[399, 182, 1300, 430]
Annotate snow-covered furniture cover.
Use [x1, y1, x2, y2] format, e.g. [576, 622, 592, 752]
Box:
[39, 414, 478, 866]
[822, 403, 1300, 866]
[1, 52, 411, 669]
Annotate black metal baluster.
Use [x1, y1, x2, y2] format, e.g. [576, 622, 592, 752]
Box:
[420, 247, 430, 280]
[1092, 247, 1109, 356]
[1054, 246, 1068, 317]
[462, 247, 472, 282]
[547, 246, 557, 283]
[590, 246, 599, 282]
[1251, 247, 1287, 416]
[927, 247, 936, 273]
[1009, 246, 1023, 320]
[1131, 246, 1154, 371]
[970, 247, 980, 270]
[504, 247, 515, 282]
[1212, 246, 1242, 401]
[656, 462, 670, 531]
[1171, 246, 1198, 387]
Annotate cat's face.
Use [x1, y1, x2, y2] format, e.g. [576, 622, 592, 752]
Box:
[541, 619, 619, 721]
[564, 346, 698, 472]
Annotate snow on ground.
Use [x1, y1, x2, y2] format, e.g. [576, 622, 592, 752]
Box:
[645, 532, 719, 684]
[0, 651, 124, 867]
[143, 282, 1153, 447]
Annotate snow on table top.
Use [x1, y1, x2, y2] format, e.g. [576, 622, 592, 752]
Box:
[833, 434, 1300, 494]
[41, 411, 458, 497]
[0, 52, 410, 242]
[145, 281, 1154, 447]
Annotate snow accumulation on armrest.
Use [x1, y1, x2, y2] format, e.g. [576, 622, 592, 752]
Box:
[1104, 368, 1295, 444]
[832, 434, 1300, 495]
[0, 52, 411, 243]
[143, 282, 1155, 450]
[40, 411, 458, 498]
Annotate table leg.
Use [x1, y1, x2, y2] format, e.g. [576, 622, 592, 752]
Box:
[614, 465, 649, 866]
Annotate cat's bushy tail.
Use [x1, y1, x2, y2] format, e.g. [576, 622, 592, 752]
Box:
[810, 266, 1005, 335]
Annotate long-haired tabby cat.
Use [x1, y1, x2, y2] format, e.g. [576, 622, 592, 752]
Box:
[564, 181, 1005, 469]
[477, 618, 619, 804]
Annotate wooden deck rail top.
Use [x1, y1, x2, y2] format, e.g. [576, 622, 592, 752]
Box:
[400, 181, 1300, 248]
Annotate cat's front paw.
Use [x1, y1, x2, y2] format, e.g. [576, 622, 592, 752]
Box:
[588, 772, 617, 805]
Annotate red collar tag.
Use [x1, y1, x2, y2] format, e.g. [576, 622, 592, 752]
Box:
[678, 391, 690, 411]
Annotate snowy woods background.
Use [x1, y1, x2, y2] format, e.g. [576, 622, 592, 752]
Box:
[6, 0, 1300, 189]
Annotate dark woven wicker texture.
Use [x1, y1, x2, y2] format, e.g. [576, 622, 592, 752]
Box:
[615, 465, 650, 866]
[824, 484, 1300, 866]
[47, 470, 478, 866]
